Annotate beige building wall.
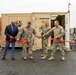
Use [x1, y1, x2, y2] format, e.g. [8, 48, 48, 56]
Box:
[1, 12, 69, 51]
[1, 13, 32, 47]
[32, 13, 51, 50]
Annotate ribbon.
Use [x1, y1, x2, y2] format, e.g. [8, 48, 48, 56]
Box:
[0, 38, 13, 42]
[49, 38, 76, 44]
[18, 40, 26, 43]
[0, 38, 26, 43]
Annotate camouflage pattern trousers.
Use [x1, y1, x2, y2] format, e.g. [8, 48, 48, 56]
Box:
[51, 42, 65, 56]
[42, 38, 48, 54]
[22, 42, 33, 57]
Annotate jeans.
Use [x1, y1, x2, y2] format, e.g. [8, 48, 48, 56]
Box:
[2, 40, 15, 58]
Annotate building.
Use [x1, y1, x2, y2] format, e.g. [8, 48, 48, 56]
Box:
[0, 12, 70, 51]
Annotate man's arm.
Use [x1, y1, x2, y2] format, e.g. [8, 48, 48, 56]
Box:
[47, 27, 51, 32]
[33, 28, 41, 39]
[16, 26, 18, 36]
[16, 28, 23, 40]
[14, 26, 19, 39]
[43, 28, 53, 37]
[39, 26, 43, 31]
[5, 26, 10, 37]
[55, 27, 64, 38]
[39, 26, 44, 35]
[33, 28, 38, 37]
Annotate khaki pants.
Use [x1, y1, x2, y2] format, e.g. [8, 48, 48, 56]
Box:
[22, 42, 33, 57]
[51, 42, 65, 56]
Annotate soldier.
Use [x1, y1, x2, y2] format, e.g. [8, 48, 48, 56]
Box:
[43, 20, 65, 61]
[17, 22, 39, 60]
[39, 21, 51, 60]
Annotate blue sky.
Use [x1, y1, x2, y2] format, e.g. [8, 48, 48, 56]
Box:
[0, 0, 75, 27]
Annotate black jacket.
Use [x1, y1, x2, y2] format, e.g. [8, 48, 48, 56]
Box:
[5, 24, 18, 41]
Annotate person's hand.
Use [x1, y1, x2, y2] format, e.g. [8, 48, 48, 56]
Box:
[37, 36, 42, 39]
[55, 36, 60, 41]
[55, 36, 59, 39]
[10, 36, 13, 39]
[42, 35, 45, 38]
[40, 31, 43, 34]
[16, 38, 19, 41]
[14, 37, 17, 39]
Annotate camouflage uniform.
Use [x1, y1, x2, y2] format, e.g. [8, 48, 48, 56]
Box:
[44, 25, 65, 57]
[17, 26, 37, 59]
[39, 25, 51, 56]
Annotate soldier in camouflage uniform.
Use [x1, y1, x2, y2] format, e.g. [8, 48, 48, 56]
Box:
[43, 20, 65, 61]
[39, 21, 51, 60]
[17, 22, 39, 60]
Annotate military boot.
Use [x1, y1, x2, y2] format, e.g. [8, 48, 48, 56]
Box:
[61, 56, 65, 61]
[48, 56, 54, 61]
[29, 55, 33, 60]
[22, 56, 27, 60]
[41, 53, 47, 60]
[41, 53, 45, 57]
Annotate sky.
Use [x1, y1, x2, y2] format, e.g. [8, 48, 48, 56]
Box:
[0, 0, 75, 28]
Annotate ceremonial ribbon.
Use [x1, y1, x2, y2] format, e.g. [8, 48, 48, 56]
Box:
[1, 37, 76, 44]
[18, 39, 26, 43]
[0, 38, 26, 43]
[49, 38, 76, 44]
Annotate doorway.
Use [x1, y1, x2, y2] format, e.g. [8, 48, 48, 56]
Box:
[51, 15, 65, 44]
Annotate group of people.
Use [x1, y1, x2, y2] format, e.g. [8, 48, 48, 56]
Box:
[1, 20, 65, 61]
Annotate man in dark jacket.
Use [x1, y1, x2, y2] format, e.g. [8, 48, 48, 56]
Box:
[1, 21, 18, 60]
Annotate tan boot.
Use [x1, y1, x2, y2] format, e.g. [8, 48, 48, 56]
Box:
[29, 56, 33, 60]
[41, 53, 47, 60]
[61, 56, 65, 61]
[41, 56, 47, 60]
[22, 56, 27, 60]
[41, 54, 45, 57]
[48, 56, 54, 61]
[41, 53, 47, 57]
